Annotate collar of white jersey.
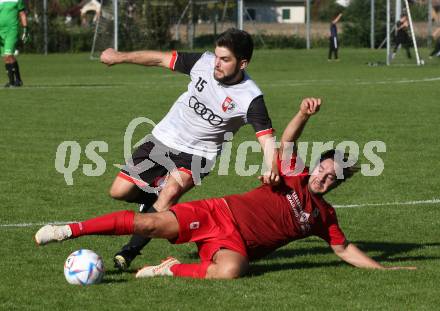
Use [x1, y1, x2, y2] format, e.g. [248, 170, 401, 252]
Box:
[217, 71, 250, 88]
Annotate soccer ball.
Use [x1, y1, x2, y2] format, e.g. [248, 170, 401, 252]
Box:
[64, 249, 104, 285]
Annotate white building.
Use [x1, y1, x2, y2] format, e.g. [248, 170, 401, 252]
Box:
[336, 0, 351, 7]
[245, 0, 306, 24]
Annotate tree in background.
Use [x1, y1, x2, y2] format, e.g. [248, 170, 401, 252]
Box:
[342, 0, 387, 47]
[312, 0, 345, 21]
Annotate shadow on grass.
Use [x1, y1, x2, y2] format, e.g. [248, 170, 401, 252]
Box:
[145, 240, 438, 277]
[248, 240, 440, 276]
[99, 270, 133, 284]
[354, 241, 440, 262]
[100, 278, 128, 284]
[105, 269, 137, 275]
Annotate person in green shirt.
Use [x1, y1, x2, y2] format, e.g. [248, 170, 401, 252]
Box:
[0, 0, 29, 87]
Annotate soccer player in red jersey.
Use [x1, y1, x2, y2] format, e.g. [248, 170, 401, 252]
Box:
[35, 98, 416, 279]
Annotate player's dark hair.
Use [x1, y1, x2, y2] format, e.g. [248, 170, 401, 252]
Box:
[319, 149, 360, 183]
[215, 28, 254, 62]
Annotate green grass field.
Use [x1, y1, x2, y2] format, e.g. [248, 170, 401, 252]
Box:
[1, 48, 439, 310]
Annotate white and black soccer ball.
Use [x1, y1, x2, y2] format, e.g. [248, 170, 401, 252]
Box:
[64, 249, 104, 285]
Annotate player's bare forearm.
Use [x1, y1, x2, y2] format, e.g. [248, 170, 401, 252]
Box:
[332, 13, 342, 24]
[279, 98, 321, 157]
[100, 48, 173, 68]
[331, 243, 416, 270]
[257, 134, 280, 186]
[19, 11, 27, 28]
[332, 243, 384, 269]
[280, 111, 309, 147]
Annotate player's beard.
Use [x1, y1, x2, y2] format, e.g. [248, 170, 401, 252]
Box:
[214, 64, 243, 85]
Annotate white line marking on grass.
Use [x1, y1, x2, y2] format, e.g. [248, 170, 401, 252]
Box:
[354, 77, 440, 85]
[1, 199, 439, 228]
[264, 76, 440, 87]
[0, 221, 76, 228]
[0, 82, 183, 90]
[334, 199, 440, 208]
[0, 77, 438, 91]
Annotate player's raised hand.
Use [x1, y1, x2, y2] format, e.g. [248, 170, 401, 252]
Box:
[258, 169, 280, 186]
[299, 97, 322, 116]
[100, 48, 120, 66]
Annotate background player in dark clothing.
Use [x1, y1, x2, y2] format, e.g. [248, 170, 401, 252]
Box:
[328, 13, 342, 61]
[36, 98, 416, 279]
[429, 27, 440, 58]
[391, 14, 412, 60]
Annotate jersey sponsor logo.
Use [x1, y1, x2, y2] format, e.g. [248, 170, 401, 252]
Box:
[189, 222, 200, 230]
[286, 190, 311, 234]
[189, 96, 223, 126]
[221, 97, 236, 114]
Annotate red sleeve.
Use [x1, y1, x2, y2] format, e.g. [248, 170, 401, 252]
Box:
[169, 51, 178, 70]
[314, 208, 346, 245]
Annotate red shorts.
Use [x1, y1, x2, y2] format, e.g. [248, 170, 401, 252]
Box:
[170, 198, 248, 261]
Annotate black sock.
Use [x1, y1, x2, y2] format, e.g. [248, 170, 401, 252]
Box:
[140, 192, 158, 207]
[12, 62, 22, 83]
[126, 191, 157, 206]
[5, 64, 14, 84]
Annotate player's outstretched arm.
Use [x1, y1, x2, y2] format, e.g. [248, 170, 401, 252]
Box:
[279, 97, 321, 158]
[332, 13, 343, 24]
[257, 134, 280, 186]
[331, 243, 416, 270]
[100, 48, 173, 68]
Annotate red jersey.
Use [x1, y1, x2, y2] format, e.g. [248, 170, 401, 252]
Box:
[224, 156, 346, 260]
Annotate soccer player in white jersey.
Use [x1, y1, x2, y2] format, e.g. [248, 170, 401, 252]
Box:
[100, 28, 279, 270]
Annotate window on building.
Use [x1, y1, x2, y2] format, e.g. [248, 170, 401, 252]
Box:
[282, 9, 290, 20]
[247, 8, 256, 21]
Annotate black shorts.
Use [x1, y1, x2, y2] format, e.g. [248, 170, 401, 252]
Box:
[119, 135, 211, 191]
[329, 37, 338, 50]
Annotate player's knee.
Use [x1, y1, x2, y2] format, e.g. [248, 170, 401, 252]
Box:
[5, 55, 14, 63]
[213, 262, 246, 279]
[109, 186, 126, 200]
[109, 184, 138, 202]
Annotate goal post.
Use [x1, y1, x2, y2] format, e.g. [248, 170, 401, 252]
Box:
[90, 0, 115, 59]
[403, 0, 421, 65]
[386, 0, 423, 66]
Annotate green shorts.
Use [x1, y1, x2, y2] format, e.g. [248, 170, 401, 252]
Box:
[0, 27, 19, 56]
